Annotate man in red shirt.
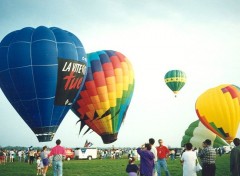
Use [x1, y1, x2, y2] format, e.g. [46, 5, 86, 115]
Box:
[156, 139, 170, 176]
[48, 139, 66, 176]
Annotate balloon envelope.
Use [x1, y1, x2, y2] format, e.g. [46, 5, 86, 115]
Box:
[181, 120, 228, 148]
[0, 26, 87, 142]
[195, 84, 240, 143]
[164, 70, 186, 96]
[72, 50, 134, 144]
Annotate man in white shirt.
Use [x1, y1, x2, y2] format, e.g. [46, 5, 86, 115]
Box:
[9, 149, 14, 162]
[18, 150, 23, 162]
[149, 138, 158, 176]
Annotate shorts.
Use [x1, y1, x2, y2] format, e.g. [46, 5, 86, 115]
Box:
[42, 158, 49, 166]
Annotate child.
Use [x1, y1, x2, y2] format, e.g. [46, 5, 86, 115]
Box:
[126, 157, 139, 176]
[36, 156, 42, 175]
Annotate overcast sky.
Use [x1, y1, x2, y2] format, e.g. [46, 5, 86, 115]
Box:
[0, 0, 239, 148]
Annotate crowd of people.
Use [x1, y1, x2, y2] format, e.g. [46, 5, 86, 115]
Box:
[126, 137, 240, 176]
[1, 137, 240, 176]
[0, 148, 31, 164]
[0, 139, 66, 176]
[99, 148, 124, 159]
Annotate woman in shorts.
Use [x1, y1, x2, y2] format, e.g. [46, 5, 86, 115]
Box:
[40, 146, 49, 176]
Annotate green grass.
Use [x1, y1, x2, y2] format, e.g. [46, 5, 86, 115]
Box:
[0, 154, 230, 176]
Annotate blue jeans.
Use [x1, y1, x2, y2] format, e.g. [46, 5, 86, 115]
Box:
[157, 159, 170, 176]
[53, 160, 63, 176]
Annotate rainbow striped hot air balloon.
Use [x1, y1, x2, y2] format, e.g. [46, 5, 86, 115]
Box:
[181, 120, 228, 148]
[164, 70, 186, 97]
[71, 50, 134, 144]
[195, 84, 240, 144]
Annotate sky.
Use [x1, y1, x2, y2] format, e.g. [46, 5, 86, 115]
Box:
[0, 0, 239, 149]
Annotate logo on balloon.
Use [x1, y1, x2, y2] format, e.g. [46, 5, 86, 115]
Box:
[55, 58, 87, 106]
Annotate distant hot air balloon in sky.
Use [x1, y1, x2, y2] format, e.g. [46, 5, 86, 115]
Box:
[195, 84, 240, 144]
[181, 120, 228, 148]
[0, 26, 87, 142]
[164, 70, 186, 97]
[71, 50, 134, 144]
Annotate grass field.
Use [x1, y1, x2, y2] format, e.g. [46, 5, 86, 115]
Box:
[0, 154, 230, 176]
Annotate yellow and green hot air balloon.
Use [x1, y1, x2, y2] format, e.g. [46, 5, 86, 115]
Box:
[195, 84, 240, 144]
[164, 70, 186, 97]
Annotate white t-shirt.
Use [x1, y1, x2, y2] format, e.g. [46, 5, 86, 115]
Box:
[181, 150, 197, 176]
[151, 145, 158, 162]
[10, 150, 14, 158]
[18, 151, 22, 157]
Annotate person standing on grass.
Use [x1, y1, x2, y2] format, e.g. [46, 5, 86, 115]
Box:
[4, 150, 8, 163]
[180, 143, 197, 176]
[170, 150, 175, 160]
[126, 156, 139, 176]
[156, 139, 170, 176]
[29, 149, 35, 164]
[198, 139, 216, 176]
[41, 146, 50, 176]
[137, 143, 154, 176]
[149, 138, 158, 176]
[9, 149, 14, 162]
[230, 138, 240, 176]
[2, 150, 7, 165]
[36, 156, 42, 175]
[0, 149, 4, 165]
[48, 139, 66, 176]
[18, 150, 23, 162]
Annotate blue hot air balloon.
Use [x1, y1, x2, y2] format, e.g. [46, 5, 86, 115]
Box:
[0, 26, 87, 142]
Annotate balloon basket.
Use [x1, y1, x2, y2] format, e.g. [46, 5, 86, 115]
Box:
[101, 133, 118, 144]
[37, 134, 54, 142]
